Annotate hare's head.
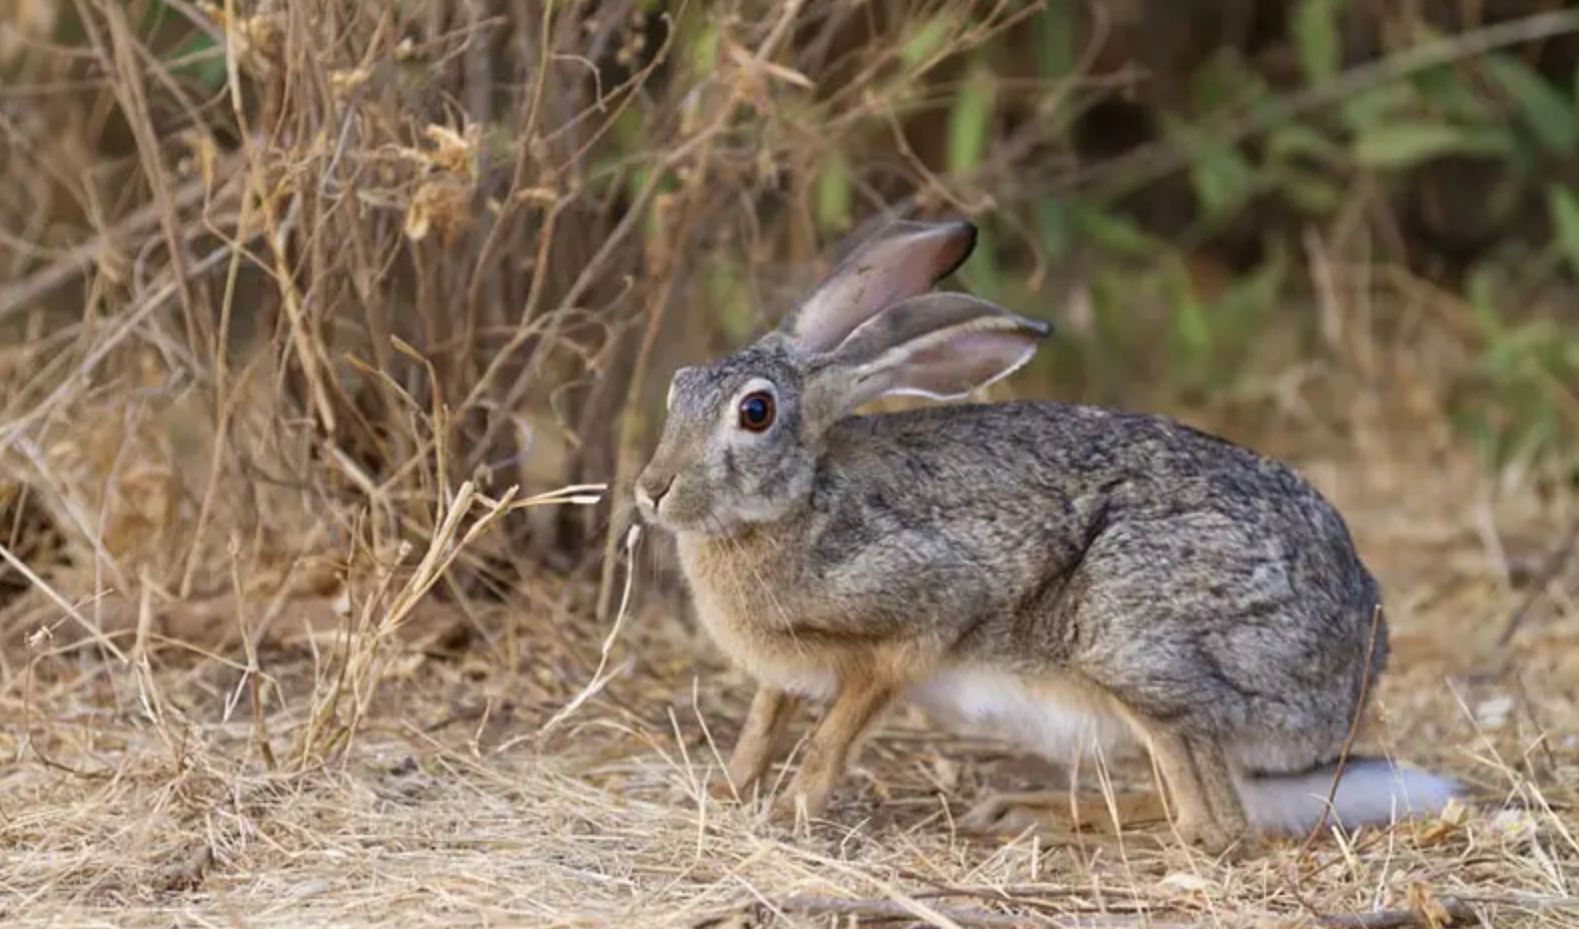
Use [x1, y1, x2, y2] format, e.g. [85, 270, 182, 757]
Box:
[634, 219, 1052, 535]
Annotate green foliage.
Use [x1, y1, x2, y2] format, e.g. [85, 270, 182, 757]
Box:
[901, 18, 949, 67]
[164, 31, 227, 90]
[686, 16, 720, 76]
[815, 150, 854, 235]
[947, 57, 996, 177]
[1461, 263, 1579, 466]
[1034, 196, 1073, 260]
[1550, 186, 1579, 279]
[1486, 53, 1579, 156]
[1070, 207, 1156, 258]
[1294, 0, 1347, 82]
[881, 8, 1579, 460]
[142, 0, 227, 90]
[1350, 121, 1508, 168]
[1000, 9, 1579, 461]
[1183, 129, 1258, 222]
[1033, 0, 1078, 81]
[958, 218, 1003, 301]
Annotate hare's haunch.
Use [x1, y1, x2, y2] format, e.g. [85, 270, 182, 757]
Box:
[634, 219, 1457, 857]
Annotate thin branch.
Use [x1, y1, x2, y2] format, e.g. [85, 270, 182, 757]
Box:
[1498, 514, 1579, 647]
[1303, 603, 1385, 851]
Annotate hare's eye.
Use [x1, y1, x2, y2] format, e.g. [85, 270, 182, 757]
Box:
[738, 391, 776, 432]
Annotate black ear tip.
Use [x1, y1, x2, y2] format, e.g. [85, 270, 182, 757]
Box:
[928, 218, 979, 280]
[952, 219, 979, 251]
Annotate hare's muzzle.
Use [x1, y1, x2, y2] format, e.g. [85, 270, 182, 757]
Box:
[633, 470, 674, 521]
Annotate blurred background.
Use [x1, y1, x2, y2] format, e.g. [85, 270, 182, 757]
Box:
[4, 0, 1579, 731]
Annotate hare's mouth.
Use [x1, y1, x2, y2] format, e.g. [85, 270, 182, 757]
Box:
[634, 480, 710, 534]
[642, 506, 723, 536]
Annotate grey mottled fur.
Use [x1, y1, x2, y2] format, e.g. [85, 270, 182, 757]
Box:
[634, 219, 1455, 852]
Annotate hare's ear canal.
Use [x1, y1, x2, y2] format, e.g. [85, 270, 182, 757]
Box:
[822, 292, 1052, 409]
[783, 219, 978, 353]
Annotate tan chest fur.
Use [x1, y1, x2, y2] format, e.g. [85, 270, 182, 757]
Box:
[675, 531, 840, 699]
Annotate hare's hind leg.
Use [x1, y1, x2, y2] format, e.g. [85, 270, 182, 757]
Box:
[1134, 722, 1252, 857]
[715, 685, 801, 800]
[961, 789, 1168, 839]
[954, 675, 1165, 841]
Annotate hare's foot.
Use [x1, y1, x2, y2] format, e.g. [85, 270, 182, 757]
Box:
[1172, 816, 1256, 859]
[960, 789, 1168, 839]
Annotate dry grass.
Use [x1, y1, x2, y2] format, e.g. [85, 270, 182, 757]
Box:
[3, 2, 1579, 927]
[3, 420, 1579, 928]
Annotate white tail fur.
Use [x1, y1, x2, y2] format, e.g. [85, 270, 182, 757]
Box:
[1237, 758, 1459, 836]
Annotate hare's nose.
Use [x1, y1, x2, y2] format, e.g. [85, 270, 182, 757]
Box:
[635, 474, 673, 513]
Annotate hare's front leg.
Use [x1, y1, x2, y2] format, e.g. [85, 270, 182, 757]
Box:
[769, 676, 896, 824]
[714, 685, 801, 800]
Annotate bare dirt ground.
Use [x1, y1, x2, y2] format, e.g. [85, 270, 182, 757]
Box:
[3, 388, 1578, 929]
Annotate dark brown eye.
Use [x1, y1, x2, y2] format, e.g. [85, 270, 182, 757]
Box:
[738, 391, 776, 432]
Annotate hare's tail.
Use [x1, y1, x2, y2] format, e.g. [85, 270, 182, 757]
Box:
[1237, 757, 1458, 836]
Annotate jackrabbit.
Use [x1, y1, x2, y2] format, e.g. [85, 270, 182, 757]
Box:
[633, 218, 1457, 855]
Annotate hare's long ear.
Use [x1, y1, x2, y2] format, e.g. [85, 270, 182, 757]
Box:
[805, 292, 1052, 424]
[781, 219, 978, 353]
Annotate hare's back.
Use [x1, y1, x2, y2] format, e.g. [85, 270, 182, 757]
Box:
[833, 400, 1337, 516]
[823, 399, 1379, 629]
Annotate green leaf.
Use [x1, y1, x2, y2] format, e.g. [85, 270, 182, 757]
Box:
[1413, 64, 1493, 123]
[1484, 323, 1555, 378]
[1339, 82, 1421, 131]
[1034, 195, 1073, 260]
[1486, 53, 1579, 155]
[1163, 113, 1261, 221]
[1212, 247, 1288, 323]
[1465, 263, 1503, 338]
[1164, 256, 1213, 377]
[1073, 208, 1156, 257]
[1189, 141, 1257, 220]
[165, 31, 227, 90]
[901, 18, 949, 67]
[947, 61, 995, 175]
[687, 18, 720, 76]
[1034, 0, 1077, 80]
[1351, 121, 1502, 169]
[707, 261, 756, 342]
[1191, 49, 1266, 115]
[1294, 0, 1345, 82]
[609, 106, 645, 154]
[1267, 123, 1344, 164]
[814, 151, 854, 235]
[1548, 185, 1579, 278]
